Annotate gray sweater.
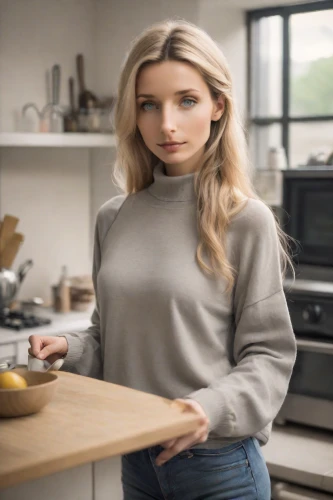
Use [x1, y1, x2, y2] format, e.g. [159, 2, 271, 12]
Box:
[62, 162, 296, 448]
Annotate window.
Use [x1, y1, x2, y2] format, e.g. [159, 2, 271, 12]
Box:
[247, 1, 333, 170]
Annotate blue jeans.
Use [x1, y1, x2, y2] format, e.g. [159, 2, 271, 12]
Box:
[121, 437, 271, 499]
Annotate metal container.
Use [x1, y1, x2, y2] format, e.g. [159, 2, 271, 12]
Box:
[0, 259, 33, 310]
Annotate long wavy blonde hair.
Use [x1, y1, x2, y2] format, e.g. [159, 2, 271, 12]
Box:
[113, 19, 294, 292]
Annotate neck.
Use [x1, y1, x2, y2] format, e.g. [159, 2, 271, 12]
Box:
[147, 163, 196, 203]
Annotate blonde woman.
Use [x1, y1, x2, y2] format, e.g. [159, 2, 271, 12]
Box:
[29, 19, 297, 499]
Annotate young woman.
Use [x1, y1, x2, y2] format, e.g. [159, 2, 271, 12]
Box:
[29, 19, 297, 499]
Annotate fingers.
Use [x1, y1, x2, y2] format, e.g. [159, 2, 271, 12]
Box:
[38, 342, 59, 360]
[28, 335, 68, 361]
[28, 335, 43, 358]
[160, 438, 177, 449]
[156, 424, 209, 466]
[175, 398, 207, 418]
[156, 397, 209, 465]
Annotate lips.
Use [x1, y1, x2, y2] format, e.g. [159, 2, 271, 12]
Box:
[158, 142, 186, 153]
[159, 142, 184, 146]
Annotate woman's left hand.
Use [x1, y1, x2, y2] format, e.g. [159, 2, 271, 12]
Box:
[156, 398, 209, 466]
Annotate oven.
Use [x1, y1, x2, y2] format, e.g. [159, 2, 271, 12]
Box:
[275, 168, 333, 432]
[276, 279, 333, 432]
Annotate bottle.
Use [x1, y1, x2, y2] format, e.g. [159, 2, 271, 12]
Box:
[268, 147, 287, 170]
[58, 265, 71, 313]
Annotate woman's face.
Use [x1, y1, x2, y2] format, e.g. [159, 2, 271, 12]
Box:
[136, 60, 224, 176]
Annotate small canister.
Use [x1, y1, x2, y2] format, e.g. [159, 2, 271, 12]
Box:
[268, 147, 287, 170]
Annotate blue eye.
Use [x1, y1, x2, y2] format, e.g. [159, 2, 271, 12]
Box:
[182, 98, 196, 108]
[141, 102, 156, 111]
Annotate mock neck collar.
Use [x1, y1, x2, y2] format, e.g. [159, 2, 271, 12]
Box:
[147, 163, 196, 203]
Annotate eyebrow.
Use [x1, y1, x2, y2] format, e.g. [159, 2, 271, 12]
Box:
[136, 88, 201, 99]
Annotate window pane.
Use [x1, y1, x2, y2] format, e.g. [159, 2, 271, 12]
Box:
[249, 124, 282, 169]
[251, 16, 283, 118]
[289, 121, 333, 168]
[290, 10, 333, 116]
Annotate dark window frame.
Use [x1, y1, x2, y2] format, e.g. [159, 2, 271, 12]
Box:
[246, 0, 333, 167]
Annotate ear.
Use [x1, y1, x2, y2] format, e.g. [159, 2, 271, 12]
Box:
[211, 94, 225, 122]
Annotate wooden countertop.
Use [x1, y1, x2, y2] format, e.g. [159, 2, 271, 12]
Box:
[0, 371, 201, 489]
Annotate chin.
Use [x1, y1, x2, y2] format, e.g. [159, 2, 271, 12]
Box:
[155, 151, 193, 164]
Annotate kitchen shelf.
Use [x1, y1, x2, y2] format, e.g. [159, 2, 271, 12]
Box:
[0, 133, 116, 148]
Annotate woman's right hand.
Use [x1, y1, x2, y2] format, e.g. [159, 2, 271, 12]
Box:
[28, 335, 68, 365]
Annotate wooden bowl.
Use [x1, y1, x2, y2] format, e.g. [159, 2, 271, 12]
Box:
[0, 368, 58, 418]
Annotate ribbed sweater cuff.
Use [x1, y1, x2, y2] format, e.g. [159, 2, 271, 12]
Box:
[58, 334, 84, 370]
[185, 388, 236, 436]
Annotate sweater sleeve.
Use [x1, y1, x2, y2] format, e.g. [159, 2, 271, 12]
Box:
[185, 200, 297, 438]
[59, 194, 126, 379]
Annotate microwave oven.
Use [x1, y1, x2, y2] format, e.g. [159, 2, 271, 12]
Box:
[282, 168, 333, 267]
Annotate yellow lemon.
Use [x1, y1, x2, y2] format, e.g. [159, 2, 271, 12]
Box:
[0, 371, 28, 389]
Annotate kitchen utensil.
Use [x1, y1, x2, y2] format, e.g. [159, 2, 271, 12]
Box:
[48, 64, 63, 133]
[0, 367, 58, 417]
[76, 54, 98, 110]
[28, 354, 64, 372]
[17, 259, 33, 283]
[0, 259, 33, 309]
[0, 232, 24, 269]
[64, 77, 78, 132]
[0, 215, 19, 254]
[21, 102, 49, 132]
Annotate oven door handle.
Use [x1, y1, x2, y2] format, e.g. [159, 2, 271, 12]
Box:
[273, 481, 333, 500]
[296, 338, 333, 355]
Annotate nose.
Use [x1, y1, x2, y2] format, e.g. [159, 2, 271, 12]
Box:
[160, 105, 177, 135]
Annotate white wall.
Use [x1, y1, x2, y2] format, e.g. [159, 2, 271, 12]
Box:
[94, 0, 200, 96]
[198, 0, 246, 119]
[0, 148, 91, 300]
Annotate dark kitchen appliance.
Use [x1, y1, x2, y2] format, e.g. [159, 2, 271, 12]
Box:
[282, 168, 333, 267]
[0, 308, 51, 331]
[76, 54, 98, 110]
[276, 279, 333, 431]
[275, 168, 333, 432]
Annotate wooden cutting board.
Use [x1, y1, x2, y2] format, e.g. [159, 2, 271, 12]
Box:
[0, 371, 201, 489]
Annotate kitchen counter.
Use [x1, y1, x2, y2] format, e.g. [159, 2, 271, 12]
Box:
[263, 423, 333, 494]
[0, 307, 93, 366]
[0, 371, 201, 496]
[0, 306, 94, 344]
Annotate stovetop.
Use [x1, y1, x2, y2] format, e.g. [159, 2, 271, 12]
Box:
[0, 309, 51, 331]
